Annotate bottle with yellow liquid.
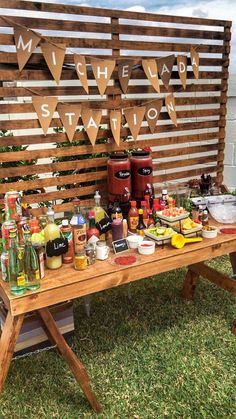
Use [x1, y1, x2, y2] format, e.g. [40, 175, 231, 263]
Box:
[44, 208, 62, 269]
[93, 191, 106, 240]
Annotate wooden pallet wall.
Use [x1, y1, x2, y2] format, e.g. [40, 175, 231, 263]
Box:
[0, 1, 232, 215]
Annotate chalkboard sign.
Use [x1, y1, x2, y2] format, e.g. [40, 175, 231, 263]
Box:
[95, 217, 112, 234]
[112, 238, 129, 254]
[46, 238, 68, 257]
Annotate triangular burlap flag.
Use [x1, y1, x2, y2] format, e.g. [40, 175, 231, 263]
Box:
[110, 110, 121, 146]
[123, 106, 146, 141]
[165, 94, 177, 127]
[157, 55, 175, 90]
[41, 42, 66, 84]
[177, 55, 187, 90]
[145, 99, 163, 134]
[32, 96, 58, 135]
[74, 54, 89, 94]
[142, 59, 160, 93]
[14, 26, 41, 72]
[81, 109, 102, 146]
[91, 59, 116, 96]
[57, 103, 81, 142]
[118, 61, 133, 94]
[190, 46, 199, 80]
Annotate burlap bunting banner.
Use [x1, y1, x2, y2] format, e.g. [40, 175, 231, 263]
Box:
[57, 103, 81, 142]
[110, 110, 122, 146]
[81, 109, 102, 146]
[142, 59, 160, 93]
[118, 61, 133, 94]
[145, 99, 163, 134]
[32, 96, 58, 135]
[165, 94, 177, 127]
[91, 59, 116, 96]
[41, 42, 66, 84]
[158, 55, 175, 90]
[123, 106, 146, 141]
[177, 55, 187, 90]
[14, 27, 41, 72]
[74, 54, 89, 94]
[190, 46, 199, 80]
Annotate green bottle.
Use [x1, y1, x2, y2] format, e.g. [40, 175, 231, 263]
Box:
[8, 229, 26, 296]
[23, 231, 40, 291]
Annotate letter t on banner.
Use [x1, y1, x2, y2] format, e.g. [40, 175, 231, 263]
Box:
[123, 107, 146, 141]
[32, 96, 58, 135]
[110, 110, 121, 146]
[14, 27, 41, 72]
[81, 109, 102, 146]
[57, 103, 81, 142]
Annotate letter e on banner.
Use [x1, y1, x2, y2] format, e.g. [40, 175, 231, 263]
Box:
[74, 54, 89, 94]
[165, 94, 178, 127]
[81, 109, 102, 146]
[32, 96, 58, 135]
[118, 61, 133, 94]
[110, 110, 121, 146]
[177, 55, 187, 90]
[123, 107, 146, 141]
[142, 59, 160, 93]
[145, 99, 163, 134]
[57, 103, 81, 142]
[190, 46, 199, 79]
[91, 60, 116, 96]
[41, 43, 66, 84]
[14, 27, 41, 72]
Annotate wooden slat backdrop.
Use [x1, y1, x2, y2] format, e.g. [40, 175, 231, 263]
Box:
[0, 1, 232, 215]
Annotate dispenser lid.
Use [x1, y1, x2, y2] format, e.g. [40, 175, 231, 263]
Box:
[109, 152, 129, 160]
[131, 150, 150, 157]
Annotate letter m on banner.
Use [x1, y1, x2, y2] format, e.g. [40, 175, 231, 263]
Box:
[14, 27, 41, 71]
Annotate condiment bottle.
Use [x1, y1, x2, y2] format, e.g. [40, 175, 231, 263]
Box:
[202, 210, 209, 226]
[93, 191, 106, 240]
[141, 201, 148, 227]
[23, 230, 40, 290]
[152, 204, 160, 224]
[148, 210, 155, 227]
[123, 219, 128, 238]
[70, 199, 87, 253]
[198, 205, 203, 223]
[61, 219, 74, 264]
[111, 201, 123, 220]
[86, 211, 100, 241]
[144, 194, 150, 210]
[128, 200, 139, 233]
[44, 208, 62, 269]
[153, 198, 160, 210]
[162, 189, 168, 204]
[111, 219, 123, 241]
[136, 209, 146, 236]
[8, 229, 26, 296]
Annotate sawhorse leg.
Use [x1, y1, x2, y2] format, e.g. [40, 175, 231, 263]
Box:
[37, 307, 102, 413]
[0, 312, 24, 393]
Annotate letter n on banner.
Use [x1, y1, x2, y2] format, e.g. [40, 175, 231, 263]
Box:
[81, 109, 102, 146]
[190, 46, 199, 79]
[74, 54, 89, 94]
[14, 27, 41, 72]
[91, 60, 116, 96]
[110, 110, 121, 146]
[165, 94, 178, 127]
[123, 107, 146, 141]
[41, 43, 66, 84]
[32, 96, 58, 135]
[177, 55, 187, 90]
[57, 104, 81, 142]
[145, 99, 163, 134]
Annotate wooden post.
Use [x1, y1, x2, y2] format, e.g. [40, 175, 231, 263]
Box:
[182, 268, 199, 300]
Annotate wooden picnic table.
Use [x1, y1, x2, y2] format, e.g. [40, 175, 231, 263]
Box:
[0, 223, 236, 413]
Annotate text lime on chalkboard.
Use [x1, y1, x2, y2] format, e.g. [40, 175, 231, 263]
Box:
[112, 238, 129, 254]
[46, 238, 68, 257]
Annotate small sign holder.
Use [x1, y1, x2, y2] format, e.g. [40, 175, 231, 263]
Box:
[112, 238, 129, 254]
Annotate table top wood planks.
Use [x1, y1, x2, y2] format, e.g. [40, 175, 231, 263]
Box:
[1, 222, 236, 412]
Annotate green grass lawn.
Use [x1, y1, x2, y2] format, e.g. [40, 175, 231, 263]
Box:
[0, 255, 236, 418]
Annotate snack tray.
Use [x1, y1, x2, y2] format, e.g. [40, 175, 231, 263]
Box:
[144, 229, 175, 243]
[157, 212, 189, 223]
[172, 224, 202, 235]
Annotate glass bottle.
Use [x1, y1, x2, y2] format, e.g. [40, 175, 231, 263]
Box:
[111, 200, 123, 220]
[8, 229, 26, 296]
[23, 231, 40, 291]
[93, 191, 106, 240]
[86, 211, 100, 241]
[70, 198, 87, 253]
[136, 209, 146, 236]
[44, 207, 62, 269]
[128, 200, 139, 233]
[141, 201, 149, 227]
[60, 219, 74, 264]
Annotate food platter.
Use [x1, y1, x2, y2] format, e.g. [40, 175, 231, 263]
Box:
[156, 211, 189, 223]
[108, 252, 140, 267]
[144, 227, 176, 244]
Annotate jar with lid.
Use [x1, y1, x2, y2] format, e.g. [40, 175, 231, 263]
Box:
[130, 150, 154, 201]
[74, 250, 88, 270]
[107, 153, 131, 203]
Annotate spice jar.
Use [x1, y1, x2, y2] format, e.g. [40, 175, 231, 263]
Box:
[74, 250, 88, 270]
[85, 244, 96, 265]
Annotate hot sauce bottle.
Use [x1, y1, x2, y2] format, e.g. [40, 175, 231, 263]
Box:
[136, 209, 146, 236]
[128, 201, 139, 233]
[61, 219, 74, 264]
[141, 201, 149, 227]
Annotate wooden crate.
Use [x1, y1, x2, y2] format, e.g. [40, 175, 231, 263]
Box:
[0, 1, 232, 215]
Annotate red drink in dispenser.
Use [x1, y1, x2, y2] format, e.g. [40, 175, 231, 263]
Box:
[107, 153, 131, 203]
[130, 150, 154, 201]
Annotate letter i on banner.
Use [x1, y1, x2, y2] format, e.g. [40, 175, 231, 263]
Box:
[165, 94, 178, 127]
[110, 110, 121, 146]
[14, 27, 41, 72]
[190, 46, 199, 79]
[81, 109, 102, 146]
[57, 104, 81, 142]
[32, 96, 58, 135]
[91, 60, 116, 96]
[177, 55, 187, 90]
[123, 107, 146, 141]
[142, 59, 160, 93]
[41, 43, 66, 84]
[74, 55, 89, 94]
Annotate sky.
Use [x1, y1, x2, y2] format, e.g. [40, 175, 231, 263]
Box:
[38, 0, 235, 73]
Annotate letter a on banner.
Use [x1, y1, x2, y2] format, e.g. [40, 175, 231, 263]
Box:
[81, 109, 102, 146]
[118, 61, 133, 94]
[123, 107, 146, 141]
[145, 99, 163, 134]
[41, 43, 66, 84]
[177, 55, 187, 90]
[110, 110, 121, 146]
[57, 103, 81, 142]
[14, 27, 41, 72]
[165, 94, 177, 127]
[157, 55, 175, 90]
[190, 46, 199, 80]
[91, 59, 116, 96]
[142, 59, 160, 93]
[74, 55, 89, 94]
[32, 96, 58, 135]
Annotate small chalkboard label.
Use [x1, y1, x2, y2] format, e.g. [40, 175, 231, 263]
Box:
[95, 217, 112, 234]
[46, 238, 68, 257]
[112, 238, 129, 254]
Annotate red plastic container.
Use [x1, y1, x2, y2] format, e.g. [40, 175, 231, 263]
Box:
[130, 150, 154, 200]
[107, 153, 131, 203]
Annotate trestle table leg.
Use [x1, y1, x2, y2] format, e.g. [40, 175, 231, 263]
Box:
[182, 268, 199, 300]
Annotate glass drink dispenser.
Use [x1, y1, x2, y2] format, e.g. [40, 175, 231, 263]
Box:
[107, 153, 131, 203]
[130, 150, 154, 201]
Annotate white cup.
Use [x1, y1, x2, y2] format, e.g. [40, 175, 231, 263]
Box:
[96, 243, 110, 260]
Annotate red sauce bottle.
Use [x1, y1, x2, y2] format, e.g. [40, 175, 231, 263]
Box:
[141, 201, 149, 227]
[86, 211, 100, 240]
[61, 219, 74, 264]
[128, 201, 139, 233]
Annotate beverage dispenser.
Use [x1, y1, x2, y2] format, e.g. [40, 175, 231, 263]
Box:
[130, 150, 154, 201]
[107, 153, 131, 203]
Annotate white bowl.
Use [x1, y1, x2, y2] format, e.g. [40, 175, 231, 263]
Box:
[202, 226, 218, 238]
[127, 234, 143, 249]
[138, 240, 155, 255]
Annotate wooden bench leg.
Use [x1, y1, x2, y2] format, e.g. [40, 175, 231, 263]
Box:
[232, 320, 236, 335]
[0, 312, 24, 393]
[182, 268, 199, 300]
[37, 307, 102, 414]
